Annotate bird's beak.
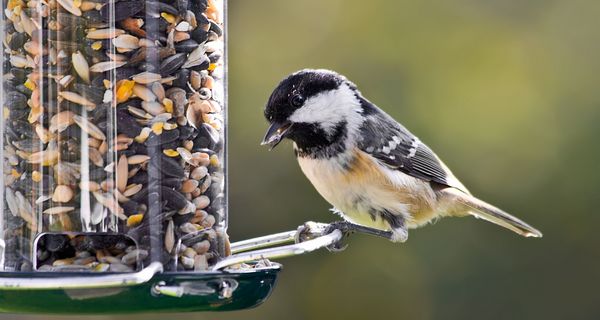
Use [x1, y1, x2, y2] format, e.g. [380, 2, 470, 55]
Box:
[261, 121, 292, 150]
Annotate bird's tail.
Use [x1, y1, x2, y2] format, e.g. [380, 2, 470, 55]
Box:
[443, 188, 543, 238]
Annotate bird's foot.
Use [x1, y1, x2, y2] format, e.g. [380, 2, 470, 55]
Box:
[295, 221, 330, 243]
[324, 221, 354, 252]
[296, 221, 402, 252]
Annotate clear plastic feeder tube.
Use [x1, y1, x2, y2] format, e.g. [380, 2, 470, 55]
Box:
[0, 0, 227, 272]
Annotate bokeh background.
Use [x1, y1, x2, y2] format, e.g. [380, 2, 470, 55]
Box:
[6, 0, 600, 319]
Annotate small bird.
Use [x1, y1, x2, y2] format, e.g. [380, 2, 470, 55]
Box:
[262, 69, 542, 243]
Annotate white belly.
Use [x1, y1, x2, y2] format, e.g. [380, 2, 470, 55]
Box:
[296, 150, 438, 230]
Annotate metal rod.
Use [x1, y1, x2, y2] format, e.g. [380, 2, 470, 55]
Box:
[212, 230, 343, 271]
[0, 262, 163, 290]
[230, 230, 297, 254]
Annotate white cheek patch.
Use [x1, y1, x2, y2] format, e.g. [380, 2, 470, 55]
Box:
[288, 84, 363, 135]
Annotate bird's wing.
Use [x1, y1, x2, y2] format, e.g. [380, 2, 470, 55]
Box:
[356, 100, 468, 193]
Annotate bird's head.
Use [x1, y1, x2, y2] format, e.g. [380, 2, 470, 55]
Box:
[262, 69, 363, 151]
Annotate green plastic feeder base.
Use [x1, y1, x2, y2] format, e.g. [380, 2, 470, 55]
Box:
[0, 222, 345, 314]
[0, 268, 280, 314]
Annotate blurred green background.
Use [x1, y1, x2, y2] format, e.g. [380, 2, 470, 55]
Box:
[6, 0, 600, 319]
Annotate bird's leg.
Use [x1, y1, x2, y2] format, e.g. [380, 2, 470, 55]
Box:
[325, 221, 393, 239]
[323, 221, 396, 252]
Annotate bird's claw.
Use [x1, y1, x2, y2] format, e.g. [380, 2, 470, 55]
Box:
[326, 241, 349, 252]
[324, 221, 354, 253]
[295, 221, 353, 252]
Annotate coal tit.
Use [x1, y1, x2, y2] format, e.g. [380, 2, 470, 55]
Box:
[263, 69, 542, 242]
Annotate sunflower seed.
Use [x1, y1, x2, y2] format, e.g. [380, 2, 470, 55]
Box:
[9, 33, 28, 51]
[146, 1, 178, 17]
[182, 45, 208, 68]
[174, 39, 197, 53]
[100, 0, 145, 22]
[128, 47, 176, 65]
[160, 53, 187, 76]
[74, 83, 105, 104]
[145, 128, 180, 147]
[149, 155, 185, 178]
[117, 109, 143, 138]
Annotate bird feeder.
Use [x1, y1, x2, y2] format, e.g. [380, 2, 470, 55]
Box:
[0, 0, 347, 313]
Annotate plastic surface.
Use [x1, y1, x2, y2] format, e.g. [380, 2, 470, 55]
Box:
[0, 268, 279, 313]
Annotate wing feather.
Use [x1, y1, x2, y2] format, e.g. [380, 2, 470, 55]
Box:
[357, 98, 467, 192]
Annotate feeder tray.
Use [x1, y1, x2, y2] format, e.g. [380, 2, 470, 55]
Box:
[0, 223, 343, 313]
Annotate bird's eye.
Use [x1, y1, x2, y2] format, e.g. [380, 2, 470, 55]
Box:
[290, 94, 304, 107]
